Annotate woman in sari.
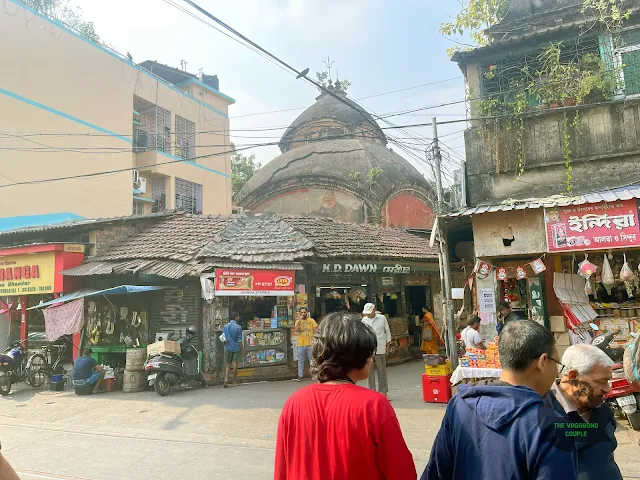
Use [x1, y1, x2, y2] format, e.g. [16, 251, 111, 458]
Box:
[420, 306, 444, 354]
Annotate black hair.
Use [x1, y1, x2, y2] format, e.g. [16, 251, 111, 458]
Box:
[498, 320, 555, 372]
[468, 315, 481, 327]
[299, 307, 308, 312]
[232, 312, 240, 318]
[497, 301, 510, 310]
[311, 312, 376, 383]
[83, 347, 93, 356]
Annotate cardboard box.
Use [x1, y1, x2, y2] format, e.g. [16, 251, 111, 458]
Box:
[554, 332, 571, 346]
[425, 362, 453, 376]
[147, 340, 181, 357]
[550, 316, 567, 333]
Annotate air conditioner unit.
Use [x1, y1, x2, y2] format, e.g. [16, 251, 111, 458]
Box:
[137, 177, 147, 194]
[132, 170, 140, 186]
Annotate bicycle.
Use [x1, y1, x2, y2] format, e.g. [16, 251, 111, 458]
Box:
[26, 344, 67, 388]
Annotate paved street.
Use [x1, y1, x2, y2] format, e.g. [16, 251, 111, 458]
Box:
[1, 361, 639, 479]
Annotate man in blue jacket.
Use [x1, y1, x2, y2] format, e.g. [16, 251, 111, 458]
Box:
[422, 320, 578, 480]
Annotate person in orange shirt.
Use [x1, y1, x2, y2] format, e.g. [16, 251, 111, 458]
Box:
[420, 306, 444, 354]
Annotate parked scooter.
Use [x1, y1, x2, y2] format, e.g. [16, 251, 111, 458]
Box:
[0, 340, 28, 396]
[592, 330, 640, 430]
[144, 328, 206, 396]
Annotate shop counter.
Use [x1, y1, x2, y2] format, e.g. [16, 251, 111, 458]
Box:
[83, 345, 147, 366]
[450, 366, 502, 385]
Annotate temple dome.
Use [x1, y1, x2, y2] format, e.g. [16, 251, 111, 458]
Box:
[235, 89, 436, 229]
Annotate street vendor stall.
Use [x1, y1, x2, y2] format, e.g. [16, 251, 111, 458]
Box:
[30, 285, 165, 365]
[451, 339, 503, 385]
[207, 269, 297, 376]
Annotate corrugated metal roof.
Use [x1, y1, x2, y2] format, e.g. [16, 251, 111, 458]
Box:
[62, 259, 194, 279]
[445, 186, 640, 217]
[0, 211, 175, 237]
[201, 261, 305, 271]
[62, 259, 306, 278]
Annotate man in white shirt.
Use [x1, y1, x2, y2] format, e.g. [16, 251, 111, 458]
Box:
[461, 316, 486, 350]
[362, 302, 392, 398]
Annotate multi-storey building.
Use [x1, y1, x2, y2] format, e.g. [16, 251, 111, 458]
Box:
[0, 0, 235, 225]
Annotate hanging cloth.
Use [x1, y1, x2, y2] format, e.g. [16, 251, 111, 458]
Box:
[44, 298, 85, 341]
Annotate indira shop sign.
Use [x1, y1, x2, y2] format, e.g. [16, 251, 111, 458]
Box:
[214, 269, 295, 296]
[0, 252, 56, 295]
[545, 200, 640, 252]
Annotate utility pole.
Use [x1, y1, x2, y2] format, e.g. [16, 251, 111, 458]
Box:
[432, 117, 459, 369]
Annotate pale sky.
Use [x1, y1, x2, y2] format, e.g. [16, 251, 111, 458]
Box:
[72, 0, 467, 184]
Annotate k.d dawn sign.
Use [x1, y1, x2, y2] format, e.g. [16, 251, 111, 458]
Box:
[317, 262, 436, 275]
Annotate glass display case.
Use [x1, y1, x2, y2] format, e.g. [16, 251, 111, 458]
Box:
[241, 328, 288, 367]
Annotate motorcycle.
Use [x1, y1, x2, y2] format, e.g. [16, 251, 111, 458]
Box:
[143, 328, 206, 396]
[0, 340, 28, 396]
[592, 331, 640, 430]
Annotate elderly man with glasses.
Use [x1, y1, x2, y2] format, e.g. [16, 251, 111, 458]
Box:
[543, 344, 621, 480]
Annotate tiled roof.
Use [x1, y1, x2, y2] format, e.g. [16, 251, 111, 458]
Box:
[197, 211, 315, 262]
[445, 185, 640, 217]
[62, 211, 437, 278]
[91, 214, 235, 263]
[282, 215, 438, 260]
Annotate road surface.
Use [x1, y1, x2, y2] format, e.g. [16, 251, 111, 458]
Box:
[1, 361, 639, 479]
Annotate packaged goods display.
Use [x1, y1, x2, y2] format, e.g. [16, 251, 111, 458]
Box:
[459, 337, 502, 369]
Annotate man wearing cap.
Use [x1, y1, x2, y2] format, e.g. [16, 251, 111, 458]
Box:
[362, 303, 392, 399]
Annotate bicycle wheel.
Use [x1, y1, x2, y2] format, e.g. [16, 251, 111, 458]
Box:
[27, 353, 48, 388]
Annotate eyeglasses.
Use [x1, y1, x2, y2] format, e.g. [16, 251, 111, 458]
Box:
[547, 356, 565, 373]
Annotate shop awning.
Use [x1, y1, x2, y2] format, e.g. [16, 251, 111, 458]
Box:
[27, 285, 167, 310]
[443, 185, 640, 217]
[553, 273, 598, 325]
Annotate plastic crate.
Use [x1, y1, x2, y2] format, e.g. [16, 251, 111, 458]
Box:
[49, 381, 65, 392]
[421, 374, 453, 403]
[74, 385, 93, 395]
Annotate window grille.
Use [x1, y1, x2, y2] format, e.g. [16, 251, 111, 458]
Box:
[152, 177, 167, 213]
[175, 116, 196, 160]
[156, 106, 171, 153]
[478, 36, 601, 107]
[175, 178, 203, 214]
[133, 201, 145, 216]
[135, 97, 171, 154]
[616, 28, 640, 96]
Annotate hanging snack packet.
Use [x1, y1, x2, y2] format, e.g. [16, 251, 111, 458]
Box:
[620, 254, 636, 282]
[602, 255, 616, 294]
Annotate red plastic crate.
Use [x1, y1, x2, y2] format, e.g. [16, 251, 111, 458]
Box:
[422, 374, 453, 403]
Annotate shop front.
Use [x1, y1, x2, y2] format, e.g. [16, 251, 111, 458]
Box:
[453, 194, 640, 385]
[543, 198, 640, 352]
[29, 285, 167, 367]
[310, 260, 442, 364]
[203, 268, 300, 381]
[0, 243, 84, 353]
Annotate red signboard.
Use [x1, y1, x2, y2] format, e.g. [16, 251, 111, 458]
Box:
[545, 199, 640, 252]
[214, 269, 295, 296]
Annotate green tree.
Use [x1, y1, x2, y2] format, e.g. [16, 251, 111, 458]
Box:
[442, 1, 631, 57]
[26, 0, 101, 43]
[440, 0, 508, 55]
[231, 142, 261, 196]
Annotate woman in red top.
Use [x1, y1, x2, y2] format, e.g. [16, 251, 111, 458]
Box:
[274, 312, 417, 480]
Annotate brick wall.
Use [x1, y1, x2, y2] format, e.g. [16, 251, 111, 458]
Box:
[92, 223, 147, 256]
